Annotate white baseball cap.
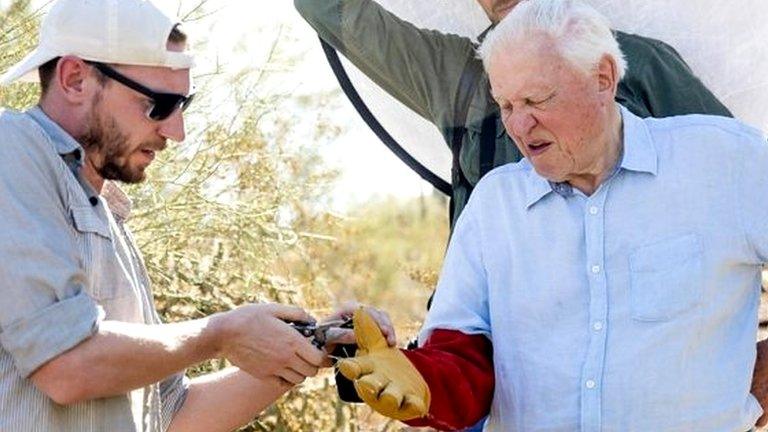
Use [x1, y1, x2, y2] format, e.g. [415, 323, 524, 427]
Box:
[0, 0, 195, 85]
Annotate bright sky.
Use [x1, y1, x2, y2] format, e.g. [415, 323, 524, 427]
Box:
[186, 0, 434, 210]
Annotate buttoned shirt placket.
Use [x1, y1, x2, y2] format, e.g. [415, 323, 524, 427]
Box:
[550, 154, 623, 432]
[579, 180, 612, 432]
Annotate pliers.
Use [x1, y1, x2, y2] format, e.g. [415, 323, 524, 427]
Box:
[285, 317, 354, 349]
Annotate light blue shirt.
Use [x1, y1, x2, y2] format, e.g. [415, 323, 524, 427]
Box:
[421, 105, 767, 431]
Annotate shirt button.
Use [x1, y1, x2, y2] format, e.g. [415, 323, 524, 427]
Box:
[585, 380, 597, 389]
[593, 321, 604, 331]
[589, 206, 599, 215]
[591, 265, 601, 274]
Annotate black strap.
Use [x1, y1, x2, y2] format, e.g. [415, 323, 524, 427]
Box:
[319, 38, 452, 196]
[478, 113, 497, 178]
[448, 52, 485, 225]
[478, 24, 498, 178]
[431, 53, 487, 313]
[448, 126, 466, 226]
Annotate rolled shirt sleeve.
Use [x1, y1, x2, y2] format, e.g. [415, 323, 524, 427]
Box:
[0, 115, 102, 377]
[0, 294, 102, 377]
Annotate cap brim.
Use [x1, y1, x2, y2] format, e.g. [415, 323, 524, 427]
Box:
[0, 47, 59, 86]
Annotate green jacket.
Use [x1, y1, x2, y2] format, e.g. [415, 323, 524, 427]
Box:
[296, 0, 732, 227]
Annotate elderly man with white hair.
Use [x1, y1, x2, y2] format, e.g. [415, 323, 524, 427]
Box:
[336, 0, 768, 430]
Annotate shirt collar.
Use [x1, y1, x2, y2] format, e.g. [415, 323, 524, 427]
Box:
[26, 106, 102, 206]
[478, 24, 495, 43]
[26, 106, 85, 166]
[524, 163, 556, 208]
[524, 104, 658, 208]
[618, 105, 658, 175]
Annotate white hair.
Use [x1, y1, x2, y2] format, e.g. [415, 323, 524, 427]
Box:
[478, 0, 627, 80]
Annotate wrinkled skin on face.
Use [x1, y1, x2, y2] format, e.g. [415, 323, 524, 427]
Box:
[488, 35, 621, 195]
[476, 0, 522, 23]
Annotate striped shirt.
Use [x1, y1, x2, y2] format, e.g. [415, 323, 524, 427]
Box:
[0, 107, 187, 431]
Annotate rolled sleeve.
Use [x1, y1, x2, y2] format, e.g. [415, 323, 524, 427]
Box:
[0, 292, 102, 377]
[0, 114, 99, 377]
[159, 372, 190, 431]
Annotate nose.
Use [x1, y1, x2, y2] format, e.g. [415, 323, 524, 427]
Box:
[158, 108, 186, 142]
[507, 110, 537, 137]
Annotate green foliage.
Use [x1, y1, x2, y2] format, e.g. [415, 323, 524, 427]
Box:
[0, 0, 45, 108]
[283, 194, 448, 332]
[1, 1, 447, 430]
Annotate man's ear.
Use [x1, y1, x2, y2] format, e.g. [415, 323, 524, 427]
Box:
[55, 56, 99, 103]
[596, 53, 619, 100]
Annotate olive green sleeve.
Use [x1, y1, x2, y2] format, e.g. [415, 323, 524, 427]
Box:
[622, 36, 732, 118]
[294, 0, 477, 128]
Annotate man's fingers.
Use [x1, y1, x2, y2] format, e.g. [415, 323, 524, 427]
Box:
[295, 339, 325, 367]
[323, 301, 360, 322]
[338, 356, 375, 380]
[324, 328, 355, 346]
[289, 354, 320, 378]
[267, 303, 314, 324]
[366, 307, 397, 347]
[278, 368, 306, 385]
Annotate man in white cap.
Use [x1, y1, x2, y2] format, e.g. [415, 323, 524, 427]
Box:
[0, 1, 328, 431]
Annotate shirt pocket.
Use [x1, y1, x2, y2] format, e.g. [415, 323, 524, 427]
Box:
[628, 233, 703, 322]
[70, 205, 119, 300]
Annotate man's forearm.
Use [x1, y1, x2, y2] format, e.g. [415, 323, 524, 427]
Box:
[30, 302, 324, 406]
[294, 0, 474, 124]
[168, 368, 292, 432]
[30, 318, 219, 404]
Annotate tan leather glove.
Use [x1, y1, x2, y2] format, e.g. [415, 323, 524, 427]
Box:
[337, 308, 430, 421]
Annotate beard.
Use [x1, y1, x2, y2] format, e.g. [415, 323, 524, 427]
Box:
[77, 93, 165, 184]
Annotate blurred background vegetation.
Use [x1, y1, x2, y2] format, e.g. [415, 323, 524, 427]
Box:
[0, 0, 448, 430]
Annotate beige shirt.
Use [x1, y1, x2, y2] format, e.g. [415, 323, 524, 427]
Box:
[0, 107, 187, 431]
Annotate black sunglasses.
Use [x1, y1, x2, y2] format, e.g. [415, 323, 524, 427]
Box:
[86, 61, 194, 121]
